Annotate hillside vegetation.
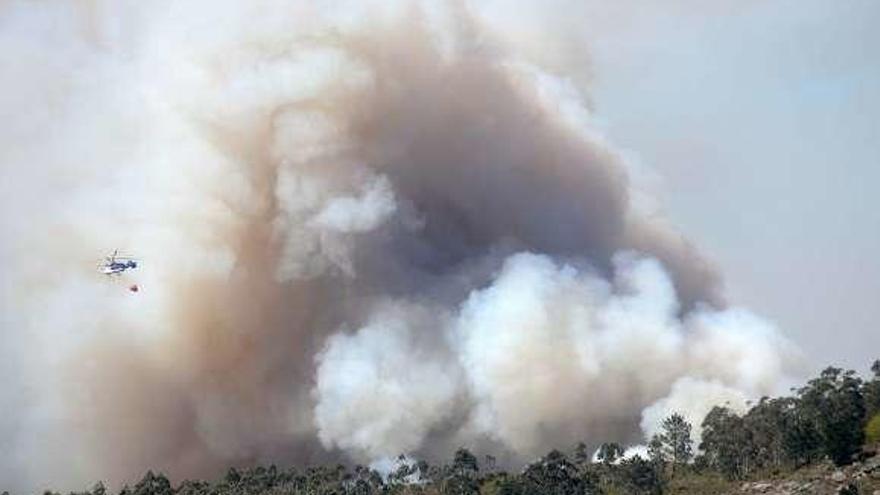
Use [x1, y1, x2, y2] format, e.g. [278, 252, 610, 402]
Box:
[15, 360, 880, 495]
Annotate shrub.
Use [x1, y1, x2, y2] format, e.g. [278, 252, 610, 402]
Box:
[866, 413, 880, 445]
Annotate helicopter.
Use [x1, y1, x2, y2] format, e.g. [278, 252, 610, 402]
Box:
[100, 249, 138, 275]
[100, 250, 140, 292]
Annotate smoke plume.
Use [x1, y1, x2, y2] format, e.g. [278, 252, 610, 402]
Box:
[0, 1, 800, 491]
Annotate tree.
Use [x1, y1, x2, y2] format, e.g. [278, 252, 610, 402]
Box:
[863, 359, 880, 419]
[131, 471, 173, 495]
[656, 413, 693, 475]
[388, 456, 413, 486]
[519, 450, 600, 495]
[798, 367, 866, 465]
[452, 447, 479, 477]
[619, 455, 663, 495]
[440, 448, 480, 495]
[647, 435, 664, 469]
[572, 442, 590, 466]
[738, 396, 824, 471]
[175, 480, 211, 495]
[701, 406, 751, 479]
[743, 397, 787, 469]
[484, 454, 498, 474]
[777, 397, 823, 466]
[484, 474, 527, 495]
[301, 464, 348, 493]
[865, 413, 880, 445]
[350, 464, 384, 495]
[596, 442, 624, 465]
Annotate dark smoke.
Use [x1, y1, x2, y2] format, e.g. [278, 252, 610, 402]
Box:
[0, 1, 796, 491]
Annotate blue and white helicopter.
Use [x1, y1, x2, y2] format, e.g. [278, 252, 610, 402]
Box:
[100, 249, 140, 292]
[100, 249, 138, 275]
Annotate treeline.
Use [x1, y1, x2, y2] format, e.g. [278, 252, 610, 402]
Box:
[25, 360, 880, 495]
[699, 361, 880, 479]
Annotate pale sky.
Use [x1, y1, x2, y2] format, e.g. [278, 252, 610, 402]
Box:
[583, 0, 880, 373]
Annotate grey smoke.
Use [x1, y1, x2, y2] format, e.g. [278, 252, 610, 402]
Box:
[0, 1, 799, 492]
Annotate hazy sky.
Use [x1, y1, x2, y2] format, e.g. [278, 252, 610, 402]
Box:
[581, 0, 880, 373]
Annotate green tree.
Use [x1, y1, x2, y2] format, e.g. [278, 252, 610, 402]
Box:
[519, 450, 600, 495]
[453, 448, 479, 476]
[131, 471, 173, 495]
[175, 480, 211, 495]
[596, 442, 624, 465]
[647, 435, 664, 470]
[743, 397, 789, 469]
[483, 474, 526, 495]
[618, 455, 663, 495]
[350, 464, 384, 494]
[739, 396, 823, 470]
[657, 413, 693, 476]
[301, 464, 348, 493]
[701, 406, 751, 479]
[777, 397, 823, 466]
[798, 367, 866, 465]
[863, 359, 880, 419]
[865, 413, 880, 445]
[440, 448, 480, 495]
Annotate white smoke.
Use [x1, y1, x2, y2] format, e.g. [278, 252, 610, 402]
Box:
[313, 253, 798, 461]
[640, 377, 749, 444]
[309, 175, 397, 234]
[314, 303, 460, 458]
[0, 1, 801, 492]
